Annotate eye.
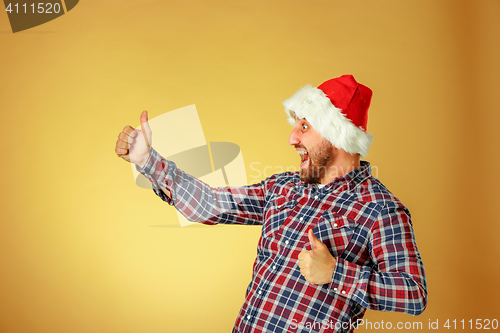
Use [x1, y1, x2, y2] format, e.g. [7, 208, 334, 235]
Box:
[301, 123, 309, 131]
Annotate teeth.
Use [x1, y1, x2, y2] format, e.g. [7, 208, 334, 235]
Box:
[297, 151, 308, 155]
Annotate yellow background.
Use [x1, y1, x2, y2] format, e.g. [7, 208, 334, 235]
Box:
[1, 0, 499, 332]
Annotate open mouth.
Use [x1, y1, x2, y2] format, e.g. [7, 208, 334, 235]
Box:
[297, 150, 309, 168]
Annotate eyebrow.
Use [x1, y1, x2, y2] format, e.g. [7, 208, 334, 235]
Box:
[297, 118, 310, 126]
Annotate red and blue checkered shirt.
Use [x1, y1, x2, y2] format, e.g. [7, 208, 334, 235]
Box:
[137, 148, 427, 333]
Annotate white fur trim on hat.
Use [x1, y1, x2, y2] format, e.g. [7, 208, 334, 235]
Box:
[283, 85, 373, 157]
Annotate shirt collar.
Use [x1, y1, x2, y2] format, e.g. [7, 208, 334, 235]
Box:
[292, 161, 372, 192]
[327, 160, 372, 191]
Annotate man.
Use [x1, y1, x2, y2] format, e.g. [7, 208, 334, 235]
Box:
[115, 75, 427, 333]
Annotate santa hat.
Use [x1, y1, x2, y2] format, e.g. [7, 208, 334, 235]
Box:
[283, 75, 374, 157]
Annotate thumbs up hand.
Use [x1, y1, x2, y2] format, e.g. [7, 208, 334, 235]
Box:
[297, 229, 337, 285]
[115, 110, 152, 168]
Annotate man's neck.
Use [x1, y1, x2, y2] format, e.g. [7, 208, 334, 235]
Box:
[320, 155, 361, 185]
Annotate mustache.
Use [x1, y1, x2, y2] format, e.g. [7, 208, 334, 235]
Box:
[294, 144, 307, 150]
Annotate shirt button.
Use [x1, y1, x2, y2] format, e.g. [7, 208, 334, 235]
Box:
[258, 290, 262, 295]
[285, 240, 289, 245]
[333, 223, 338, 227]
[342, 290, 346, 295]
[333, 288, 338, 291]
[273, 265, 277, 270]
[299, 217, 303, 221]
[247, 315, 251, 320]
[314, 195, 318, 199]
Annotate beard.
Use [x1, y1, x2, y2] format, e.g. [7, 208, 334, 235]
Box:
[299, 139, 335, 184]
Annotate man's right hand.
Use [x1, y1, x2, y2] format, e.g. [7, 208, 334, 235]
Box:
[115, 110, 152, 168]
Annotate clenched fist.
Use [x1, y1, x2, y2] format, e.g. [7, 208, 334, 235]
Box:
[298, 229, 337, 285]
[115, 110, 152, 168]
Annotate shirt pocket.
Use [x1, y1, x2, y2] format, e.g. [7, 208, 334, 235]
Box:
[305, 210, 356, 258]
[262, 196, 298, 239]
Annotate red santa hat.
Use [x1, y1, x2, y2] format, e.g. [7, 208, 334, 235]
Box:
[283, 75, 374, 157]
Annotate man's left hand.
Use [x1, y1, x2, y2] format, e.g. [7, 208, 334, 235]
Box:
[298, 229, 337, 284]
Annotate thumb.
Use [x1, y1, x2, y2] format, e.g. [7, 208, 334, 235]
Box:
[140, 110, 151, 148]
[308, 229, 324, 250]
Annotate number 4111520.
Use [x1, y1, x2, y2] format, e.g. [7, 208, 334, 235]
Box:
[444, 319, 498, 330]
[5, 3, 62, 14]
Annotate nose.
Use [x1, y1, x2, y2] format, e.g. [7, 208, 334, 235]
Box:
[288, 126, 301, 146]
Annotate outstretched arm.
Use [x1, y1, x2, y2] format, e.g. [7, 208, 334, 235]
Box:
[115, 110, 266, 225]
[136, 148, 267, 225]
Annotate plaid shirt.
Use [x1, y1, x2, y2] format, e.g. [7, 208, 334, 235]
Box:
[137, 148, 427, 333]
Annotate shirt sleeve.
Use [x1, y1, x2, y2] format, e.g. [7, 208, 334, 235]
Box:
[135, 148, 267, 226]
[327, 203, 428, 316]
